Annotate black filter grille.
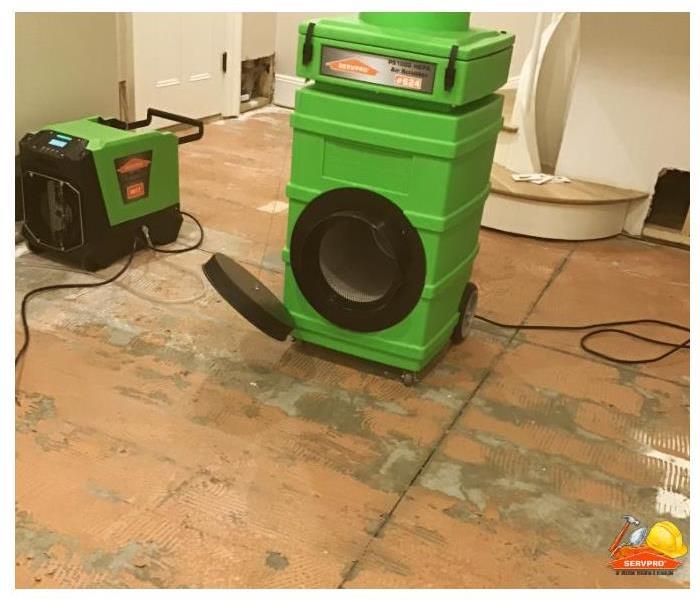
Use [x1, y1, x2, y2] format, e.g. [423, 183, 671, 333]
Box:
[291, 187, 426, 332]
[318, 218, 399, 303]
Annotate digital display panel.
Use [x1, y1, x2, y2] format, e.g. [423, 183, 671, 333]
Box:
[48, 138, 68, 148]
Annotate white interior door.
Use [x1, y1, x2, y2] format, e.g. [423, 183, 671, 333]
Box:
[131, 13, 233, 120]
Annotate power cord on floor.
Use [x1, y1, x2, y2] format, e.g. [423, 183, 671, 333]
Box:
[474, 315, 689, 365]
[15, 211, 205, 404]
[15, 237, 138, 374]
[142, 210, 204, 254]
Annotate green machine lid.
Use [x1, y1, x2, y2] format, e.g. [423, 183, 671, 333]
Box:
[300, 12, 513, 61]
[296, 12, 514, 107]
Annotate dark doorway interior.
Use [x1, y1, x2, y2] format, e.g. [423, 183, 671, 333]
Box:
[646, 169, 690, 230]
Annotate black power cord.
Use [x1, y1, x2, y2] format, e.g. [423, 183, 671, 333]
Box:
[142, 211, 204, 254]
[474, 315, 689, 365]
[15, 211, 205, 386]
[15, 237, 138, 371]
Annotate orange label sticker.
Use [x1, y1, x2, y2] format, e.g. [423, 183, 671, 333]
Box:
[126, 182, 145, 200]
[325, 58, 378, 77]
[117, 157, 151, 174]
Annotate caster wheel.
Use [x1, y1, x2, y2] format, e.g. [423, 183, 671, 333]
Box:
[400, 372, 417, 387]
[451, 282, 478, 344]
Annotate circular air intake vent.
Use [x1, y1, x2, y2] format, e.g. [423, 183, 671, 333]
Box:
[291, 188, 426, 332]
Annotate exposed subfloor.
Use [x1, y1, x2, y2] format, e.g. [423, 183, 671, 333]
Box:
[15, 107, 690, 588]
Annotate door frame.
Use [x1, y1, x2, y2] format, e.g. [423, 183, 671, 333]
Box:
[222, 13, 243, 118]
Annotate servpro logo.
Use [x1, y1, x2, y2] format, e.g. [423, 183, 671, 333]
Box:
[114, 151, 152, 203]
[624, 559, 671, 568]
[116, 156, 151, 174]
[608, 516, 687, 576]
[324, 57, 378, 77]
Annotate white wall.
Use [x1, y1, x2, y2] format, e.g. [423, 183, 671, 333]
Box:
[242, 12, 276, 61]
[555, 13, 689, 233]
[15, 13, 120, 146]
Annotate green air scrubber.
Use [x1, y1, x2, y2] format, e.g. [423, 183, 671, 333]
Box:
[204, 12, 514, 383]
[19, 108, 203, 270]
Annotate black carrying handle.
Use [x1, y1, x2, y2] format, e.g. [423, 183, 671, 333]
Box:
[302, 22, 315, 65]
[444, 45, 459, 91]
[98, 108, 204, 145]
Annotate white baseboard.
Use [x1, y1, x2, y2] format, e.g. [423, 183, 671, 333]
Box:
[273, 74, 307, 109]
[622, 195, 653, 237]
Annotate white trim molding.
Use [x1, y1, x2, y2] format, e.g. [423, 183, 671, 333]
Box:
[222, 13, 243, 118]
[273, 73, 307, 109]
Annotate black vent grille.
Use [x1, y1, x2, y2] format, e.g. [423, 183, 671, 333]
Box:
[23, 172, 84, 252]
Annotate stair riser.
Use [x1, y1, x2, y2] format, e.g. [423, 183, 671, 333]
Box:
[482, 192, 630, 240]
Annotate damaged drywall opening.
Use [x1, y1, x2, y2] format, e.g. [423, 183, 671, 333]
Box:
[241, 55, 274, 113]
[645, 169, 689, 231]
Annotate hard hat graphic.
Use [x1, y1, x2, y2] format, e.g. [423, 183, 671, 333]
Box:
[645, 521, 688, 558]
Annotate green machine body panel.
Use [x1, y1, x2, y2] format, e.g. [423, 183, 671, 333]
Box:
[204, 12, 513, 377]
[282, 12, 513, 373]
[283, 86, 503, 372]
[45, 116, 180, 226]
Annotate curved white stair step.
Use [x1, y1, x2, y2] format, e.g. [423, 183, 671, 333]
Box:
[483, 163, 648, 240]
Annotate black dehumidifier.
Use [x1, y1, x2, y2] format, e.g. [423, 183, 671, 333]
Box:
[18, 108, 203, 270]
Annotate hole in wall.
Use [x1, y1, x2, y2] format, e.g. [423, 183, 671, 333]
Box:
[240, 55, 274, 113]
[645, 169, 689, 231]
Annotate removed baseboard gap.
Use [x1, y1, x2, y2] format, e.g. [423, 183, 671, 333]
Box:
[641, 224, 690, 249]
